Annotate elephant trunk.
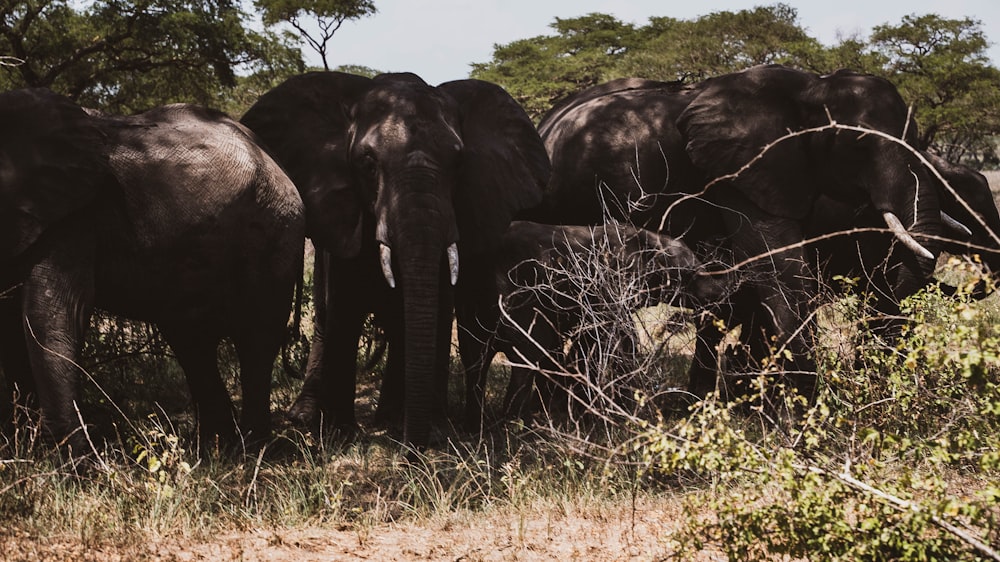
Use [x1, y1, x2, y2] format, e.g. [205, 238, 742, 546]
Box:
[385, 187, 458, 449]
[399, 250, 442, 448]
[868, 144, 943, 295]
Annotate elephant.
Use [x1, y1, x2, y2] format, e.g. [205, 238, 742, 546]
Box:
[709, 151, 1000, 393]
[524, 65, 947, 399]
[240, 72, 551, 448]
[0, 88, 306, 452]
[805, 151, 1000, 309]
[925, 152, 1000, 287]
[458, 220, 734, 426]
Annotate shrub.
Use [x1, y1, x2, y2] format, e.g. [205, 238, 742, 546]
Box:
[637, 259, 1000, 560]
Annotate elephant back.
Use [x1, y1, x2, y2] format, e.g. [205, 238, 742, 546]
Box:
[530, 79, 705, 231]
[99, 104, 302, 249]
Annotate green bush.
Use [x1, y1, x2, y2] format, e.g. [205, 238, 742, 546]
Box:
[638, 259, 1000, 560]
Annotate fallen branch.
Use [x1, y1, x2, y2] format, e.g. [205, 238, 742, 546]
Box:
[801, 463, 1000, 561]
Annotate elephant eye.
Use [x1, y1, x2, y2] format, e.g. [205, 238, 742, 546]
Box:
[360, 149, 378, 176]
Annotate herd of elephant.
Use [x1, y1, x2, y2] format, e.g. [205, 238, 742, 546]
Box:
[2, 64, 998, 454]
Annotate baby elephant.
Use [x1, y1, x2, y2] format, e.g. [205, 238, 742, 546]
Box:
[459, 221, 733, 427]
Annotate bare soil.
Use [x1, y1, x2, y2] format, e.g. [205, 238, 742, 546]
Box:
[0, 496, 723, 561]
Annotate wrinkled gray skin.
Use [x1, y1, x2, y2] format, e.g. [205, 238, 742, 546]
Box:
[525, 65, 946, 399]
[926, 153, 1000, 284]
[0, 89, 305, 451]
[809, 152, 1000, 309]
[719, 152, 1000, 383]
[241, 72, 550, 449]
[459, 221, 733, 426]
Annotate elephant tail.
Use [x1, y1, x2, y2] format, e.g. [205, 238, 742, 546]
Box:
[281, 252, 307, 380]
[291, 256, 304, 341]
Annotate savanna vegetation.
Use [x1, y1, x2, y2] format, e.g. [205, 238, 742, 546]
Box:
[472, 5, 1000, 168]
[1, 2, 999, 560]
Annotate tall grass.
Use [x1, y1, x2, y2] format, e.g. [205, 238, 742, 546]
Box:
[3, 163, 1000, 559]
[1, 263, 998, 560]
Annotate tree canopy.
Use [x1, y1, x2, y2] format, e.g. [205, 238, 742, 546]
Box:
[0, 0, 304, 112]
[2, 1, 996, 166]
[868, 14, 1000, 165]
[472, 4, 1000, 167]
[255, 0, 376, 71]
[469, 13, 641, 118]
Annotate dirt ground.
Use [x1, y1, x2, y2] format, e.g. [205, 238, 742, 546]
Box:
[0, 496, 724, 561]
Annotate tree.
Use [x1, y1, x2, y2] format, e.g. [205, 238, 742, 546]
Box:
[807, 36, 888, 75]
[868, 14, 1000, 165]
[333, 63, 382, 77]
[471, 6, 999, 167]
[614, 4, 822, 82]
[255, 0, 376, 71]
[471, 13, 640, 119]
[0, 0, 302, 112]
[471, 6, 820, 120]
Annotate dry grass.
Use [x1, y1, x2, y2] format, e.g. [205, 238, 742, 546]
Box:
[0, 172, 996, 561]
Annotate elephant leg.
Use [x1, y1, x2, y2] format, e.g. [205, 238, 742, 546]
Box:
[288, 252, 328, 426]
[688, 312, 725, 398]
[234, 331, 283, 443]
[287, 316, 325, 426]
[567, 330, 598, 414]
[752, 276, 817, 400]
[501, 365, 536, 420]
[288, 254, 368, 433]
[161, 329, 237, 450]
[374, 311, 404, 423]
[723, 205, 818, 400]
[320, 279, 368, 433]
[20, 233, 95, 453]
[457, 310, 499, 432]
[0, 293, 33, 425]
[524, 321, 570, 420]
[456, 261, 501, 432]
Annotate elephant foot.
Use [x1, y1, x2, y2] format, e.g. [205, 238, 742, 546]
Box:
[319, 421, 361, 446]
[286, 392, 320, 427]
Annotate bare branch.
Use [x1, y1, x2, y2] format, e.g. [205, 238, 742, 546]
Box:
[802, 463, 1000, 561]
[653, 120, 1000, 273]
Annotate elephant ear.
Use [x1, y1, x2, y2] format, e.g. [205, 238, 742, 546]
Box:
[241, 72, 373, 258]
[0, 88, 108, 260]
[677, 66, 817, 219]
[437, 79, 550, 254]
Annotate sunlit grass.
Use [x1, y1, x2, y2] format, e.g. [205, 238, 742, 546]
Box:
[1, 258, 998, 560]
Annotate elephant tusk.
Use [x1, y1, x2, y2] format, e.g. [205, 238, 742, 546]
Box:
[447, 243, 459, 286]
[882, 212, 935, 260]
[941, 211, 973, 238]
[379, 243, 396, 289]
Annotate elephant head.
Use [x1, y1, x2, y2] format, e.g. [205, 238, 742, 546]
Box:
[667, 65, 948, 394]
[627, 227, 735, 310]
[241, 72, 550, 447]
[925, 152, 1000, 295]
[0, 88, 110, 262]
[677, 65, 943, 300]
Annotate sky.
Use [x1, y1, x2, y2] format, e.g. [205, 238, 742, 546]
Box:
[307, 0, 1000, 85]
